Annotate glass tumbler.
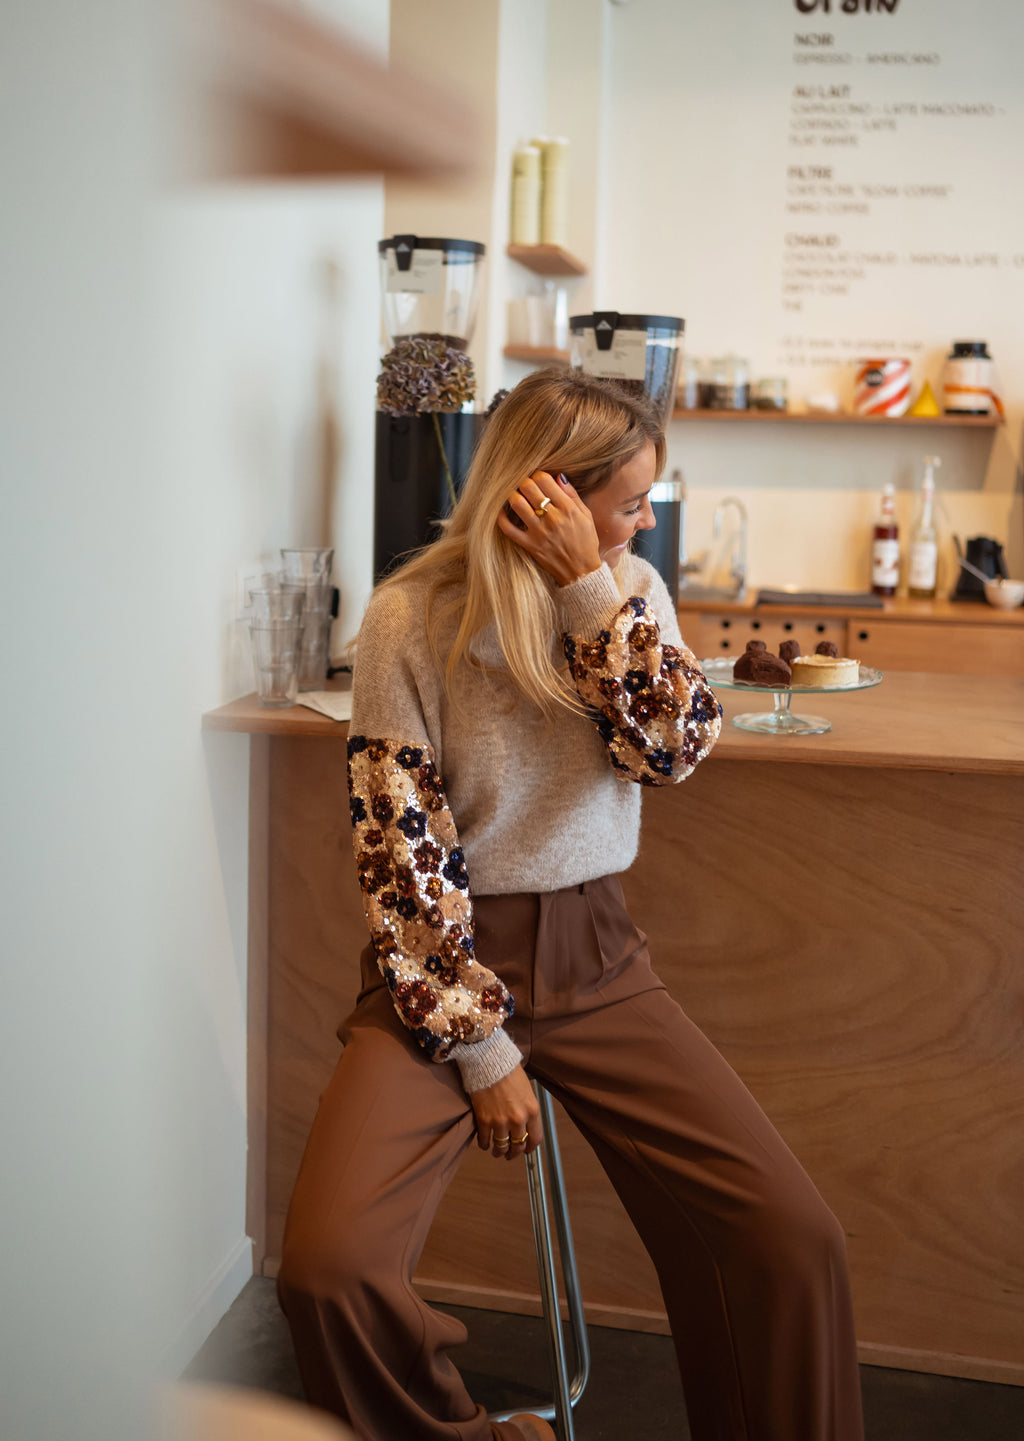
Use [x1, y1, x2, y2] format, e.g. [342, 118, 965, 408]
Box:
[249, 621, 303, 708]
[247, 587, 306, 622]
[280, 548, 334, 584]
[297, 612, 333, 691]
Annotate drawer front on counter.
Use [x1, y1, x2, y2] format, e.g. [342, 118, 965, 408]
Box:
[849, 620, 1024, 677]
[685, 612, 847, 663]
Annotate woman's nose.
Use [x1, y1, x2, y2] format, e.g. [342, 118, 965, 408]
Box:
[637, 500, 657, 532]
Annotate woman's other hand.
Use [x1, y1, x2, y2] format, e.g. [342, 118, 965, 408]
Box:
[497, 471, 602, 588]
[471, 1064, 542, 1161]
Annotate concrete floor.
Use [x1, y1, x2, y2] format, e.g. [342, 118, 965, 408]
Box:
[185, 1277, 1024, 1440]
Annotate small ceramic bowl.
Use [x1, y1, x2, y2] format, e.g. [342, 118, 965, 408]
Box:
[984, 577, 1024, 609]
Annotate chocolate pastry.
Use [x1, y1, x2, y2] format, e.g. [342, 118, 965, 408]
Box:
[732, 639, 767, 680]
[815, 640, 839, 658]
[746, 651, 792, 687]
[778, 639, 801, 664]
[733, 640, 791, 686]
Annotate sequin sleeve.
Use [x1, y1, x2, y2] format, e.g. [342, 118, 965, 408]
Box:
[563, 596, 722, 786]
[346, 734, 514, 1061]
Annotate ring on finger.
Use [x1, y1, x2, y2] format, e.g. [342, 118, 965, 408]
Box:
[533, 497, 553, 519]
[493, 1136, 511, 1151]
[510, 1132, 529, 1145]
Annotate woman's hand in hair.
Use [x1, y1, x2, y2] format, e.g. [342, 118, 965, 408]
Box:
[498, 471, 603, 587]
[470, 1063, 543, 1162]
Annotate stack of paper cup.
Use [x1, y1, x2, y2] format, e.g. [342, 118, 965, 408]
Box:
[510, 145, 541, 246]
[534, 136, 570, 248]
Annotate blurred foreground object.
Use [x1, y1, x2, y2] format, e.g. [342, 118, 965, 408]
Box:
[159, 1383, 356, 1441]
[175, 0, 480, 181]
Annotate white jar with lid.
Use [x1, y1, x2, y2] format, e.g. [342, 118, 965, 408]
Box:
[942, 341, 1000, 416]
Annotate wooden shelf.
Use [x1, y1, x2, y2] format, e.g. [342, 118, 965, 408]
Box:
[506, 244, 588, 277]
[180, 0, 480, 181]
[670, 407, 1002, 427]
[503, 345, 570, 364]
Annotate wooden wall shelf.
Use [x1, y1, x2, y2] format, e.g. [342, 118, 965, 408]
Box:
[670, 408, 1001, 428]
[181, 0, 479, 181]
[503, 345, 570, 364]
[506, 244, 588, 277]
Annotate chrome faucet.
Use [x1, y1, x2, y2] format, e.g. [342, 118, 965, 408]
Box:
[712, 496, 748, 598]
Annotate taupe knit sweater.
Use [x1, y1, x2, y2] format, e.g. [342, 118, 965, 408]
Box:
[347, 555, 722, 1093]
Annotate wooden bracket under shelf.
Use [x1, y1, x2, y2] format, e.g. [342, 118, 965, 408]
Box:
[506, 244, 588, 277]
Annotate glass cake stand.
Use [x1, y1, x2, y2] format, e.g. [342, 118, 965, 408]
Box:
[701, 658, 884, 735]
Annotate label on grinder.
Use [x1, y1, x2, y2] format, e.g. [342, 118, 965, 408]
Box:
[577, 327, 647, 381]
[385, 248, 442, 295]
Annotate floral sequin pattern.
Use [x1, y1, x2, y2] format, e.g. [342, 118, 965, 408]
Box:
[347, 735, 513, 1060]
[563, 597, 723, 786]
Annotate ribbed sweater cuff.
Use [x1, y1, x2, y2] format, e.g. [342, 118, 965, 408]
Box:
[555, 563, 623, 637]
[449, 1027, 523, 1093]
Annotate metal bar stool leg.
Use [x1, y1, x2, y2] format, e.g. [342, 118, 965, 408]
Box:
[489, 1084, 590, 1441]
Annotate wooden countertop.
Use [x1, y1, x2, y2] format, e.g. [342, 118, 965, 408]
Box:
[203, 671, 1024, 776]
[677, 595, 1024, 624]
[710, 670, 1022, 774]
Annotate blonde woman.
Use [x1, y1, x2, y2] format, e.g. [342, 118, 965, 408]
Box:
[277, 369, 864, 1441]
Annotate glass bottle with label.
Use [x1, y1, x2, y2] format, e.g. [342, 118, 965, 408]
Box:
[871, 483, 900, 597]
[908, 455, 940, 600]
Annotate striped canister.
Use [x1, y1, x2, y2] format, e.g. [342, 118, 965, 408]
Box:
[854, 358, 911, 417]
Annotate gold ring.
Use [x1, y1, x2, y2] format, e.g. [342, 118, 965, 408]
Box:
[534, 497, 553, 518]
[510, 1132, 529, 1145]
[494, 1136, 510, 1150]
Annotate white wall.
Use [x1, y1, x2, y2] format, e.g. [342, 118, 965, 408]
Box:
[599, 0, 1024, 589]
[0, 3, 386, 1438]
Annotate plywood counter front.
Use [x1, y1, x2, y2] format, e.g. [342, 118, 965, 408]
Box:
[204, 672, 1024, 1385]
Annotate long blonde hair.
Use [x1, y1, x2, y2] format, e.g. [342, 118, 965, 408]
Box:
[378, 367, 667, 714]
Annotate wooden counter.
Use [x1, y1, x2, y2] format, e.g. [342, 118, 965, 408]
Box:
[204, 672, 1024, 1386]
[204, 670, 1024, 775]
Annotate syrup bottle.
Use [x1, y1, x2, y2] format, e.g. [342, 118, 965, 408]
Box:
[908, 456, 940, 600]
[871, 483, 900, 597]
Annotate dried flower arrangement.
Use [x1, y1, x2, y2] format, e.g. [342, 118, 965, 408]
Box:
[484, 388, 510, 417]
[376, 336, 476, 417]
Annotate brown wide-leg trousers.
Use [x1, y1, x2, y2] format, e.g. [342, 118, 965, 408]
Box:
[277, 877, 864, 1441]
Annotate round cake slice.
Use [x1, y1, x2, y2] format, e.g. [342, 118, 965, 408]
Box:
[790, 654, 860, 687]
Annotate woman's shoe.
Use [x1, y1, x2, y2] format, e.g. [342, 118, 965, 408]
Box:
[509, 1415, 557, 1441]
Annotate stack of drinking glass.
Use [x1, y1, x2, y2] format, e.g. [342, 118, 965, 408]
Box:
[248, 547, 335, 708]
